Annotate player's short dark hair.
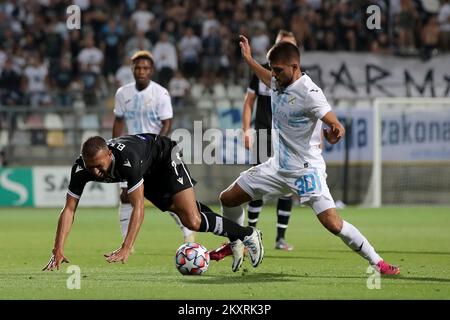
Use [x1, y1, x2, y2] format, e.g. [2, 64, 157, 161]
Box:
[131, 50, 154, 66]
[276, 29, 295, 39]
[267, 41, 300, 64]
[81, 136, 108, 159]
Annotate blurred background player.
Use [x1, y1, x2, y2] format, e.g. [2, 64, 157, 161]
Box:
[112, 50, 195, 245]
[210, 30, 298, 261]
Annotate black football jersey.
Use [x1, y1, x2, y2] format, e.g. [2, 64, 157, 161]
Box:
[67, 134, 176, 199]
[247, 63, 272, 131]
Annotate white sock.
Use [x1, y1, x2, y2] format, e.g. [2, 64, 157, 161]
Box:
[168, 211, 195, 240]
[221, 204, 245, 226]
[119, 203, 133, 240]
[338, 220, 382, 265]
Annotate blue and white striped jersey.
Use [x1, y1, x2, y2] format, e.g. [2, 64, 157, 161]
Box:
[270, 74, 331, 171]
[114, 81, 173, 135]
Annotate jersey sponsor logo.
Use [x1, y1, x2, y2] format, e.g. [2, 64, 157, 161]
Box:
[123, 159, 132, 167]
[136, 134, 148, 141]
[309, 89, 319, 92]
[288, 96, 296, 105]
[177, 177, 184, 184]
[125, 99, 132, 105]
[75, 165, 83, 173]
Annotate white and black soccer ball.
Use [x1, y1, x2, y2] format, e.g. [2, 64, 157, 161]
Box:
[175, 242, 210, 275]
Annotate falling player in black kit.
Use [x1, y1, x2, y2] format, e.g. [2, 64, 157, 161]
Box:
[42, 134, 264, 271]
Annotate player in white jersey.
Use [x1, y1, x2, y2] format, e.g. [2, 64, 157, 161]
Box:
[112, 50, 195, 245]
[216, 36, 400, 275]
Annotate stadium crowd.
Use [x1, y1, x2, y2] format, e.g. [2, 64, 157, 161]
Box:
[0, 0, 449, 108]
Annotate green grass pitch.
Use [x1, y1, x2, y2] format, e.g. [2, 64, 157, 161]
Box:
[0, 206, 449, 300]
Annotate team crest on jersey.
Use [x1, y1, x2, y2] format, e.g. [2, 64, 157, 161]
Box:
[288, 96, 296, 105]
[247, 167, 259, 176]
[123, 159, 132, 167]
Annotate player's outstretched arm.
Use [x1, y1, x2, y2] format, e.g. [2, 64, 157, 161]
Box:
[42, 194, 79, 271]
[112, 116, 125, 138]
[321, 111, 345, 145]
[239, 35, 271, 87]
[242, 91, 257, 150]
[105, 183, 145, 264]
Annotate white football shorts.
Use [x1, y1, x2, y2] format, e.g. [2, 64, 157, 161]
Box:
[236, 161, 335, 214]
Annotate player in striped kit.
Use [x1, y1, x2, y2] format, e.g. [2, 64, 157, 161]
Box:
[215, 36, 400, 275]
[112, 50, 195, 246]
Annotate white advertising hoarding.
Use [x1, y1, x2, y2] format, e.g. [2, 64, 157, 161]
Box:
[323, 107, 450, 163]
[33, 167, 119, 207]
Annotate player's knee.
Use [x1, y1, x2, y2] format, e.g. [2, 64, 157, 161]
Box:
[181, 212, 201, 231]
[220, 190, 238, 207]
[324, 219, 343, 235]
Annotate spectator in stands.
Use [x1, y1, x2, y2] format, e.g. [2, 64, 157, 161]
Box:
[0, 57, 22, 106]
[130, 1, 155, 35]
[395, 0, 420, 55]
[178, 27, 202, 79]
[101, 19, 123, 82]
[250, 26, 270, 63]
[421, 15, 440, 60]
[202, 26, 222, 82]
[124, 30, 153, 58]
[153, 32, 178, 88]
[439, 0, 450, 51]
[115, 56, 134, 88]
[22, 54, 52, 108]
[51, 58, 74, 107]
[169, 70, 190, 111]
[77, 35, 104, 75]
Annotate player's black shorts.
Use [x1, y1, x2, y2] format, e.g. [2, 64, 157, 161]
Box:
[143, 157, 196, 211]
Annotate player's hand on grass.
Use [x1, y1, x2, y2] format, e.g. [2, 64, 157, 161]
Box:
[323, 124, 344, 144]
[239, 35, 252, 62]
[42, 250, 69, 271]
[104, 246, 130, 264]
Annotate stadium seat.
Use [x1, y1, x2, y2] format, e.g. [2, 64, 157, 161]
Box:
[101, 113, 115, 129]
[11, 131, 31, 146]
[80, 114, 99, 130]
[227, 84, 244, 100]
[25, 114, 44, 129]
[197, 99, 214, 110]
[0, 130, 8, 147]
[215, 98, 231, 108]
[15, 115, 27, 130]
[62, 114, 76, 128]
[0, 115, 9, 129]
[64, 131, 75, 146]
[213, 83, 227, 99]
[44, 113, 64, 130]
[46, 130, 65, 147]
[190, 83, 206, 99]
[81, 130, 100, 142]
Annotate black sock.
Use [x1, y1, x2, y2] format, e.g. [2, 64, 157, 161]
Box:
[197, 204, 252, 242]
[248, 199, 263, 227]
[276, 196, 293, 241]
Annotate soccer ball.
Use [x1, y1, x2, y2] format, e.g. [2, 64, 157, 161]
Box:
[175, 242, 210, 275]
